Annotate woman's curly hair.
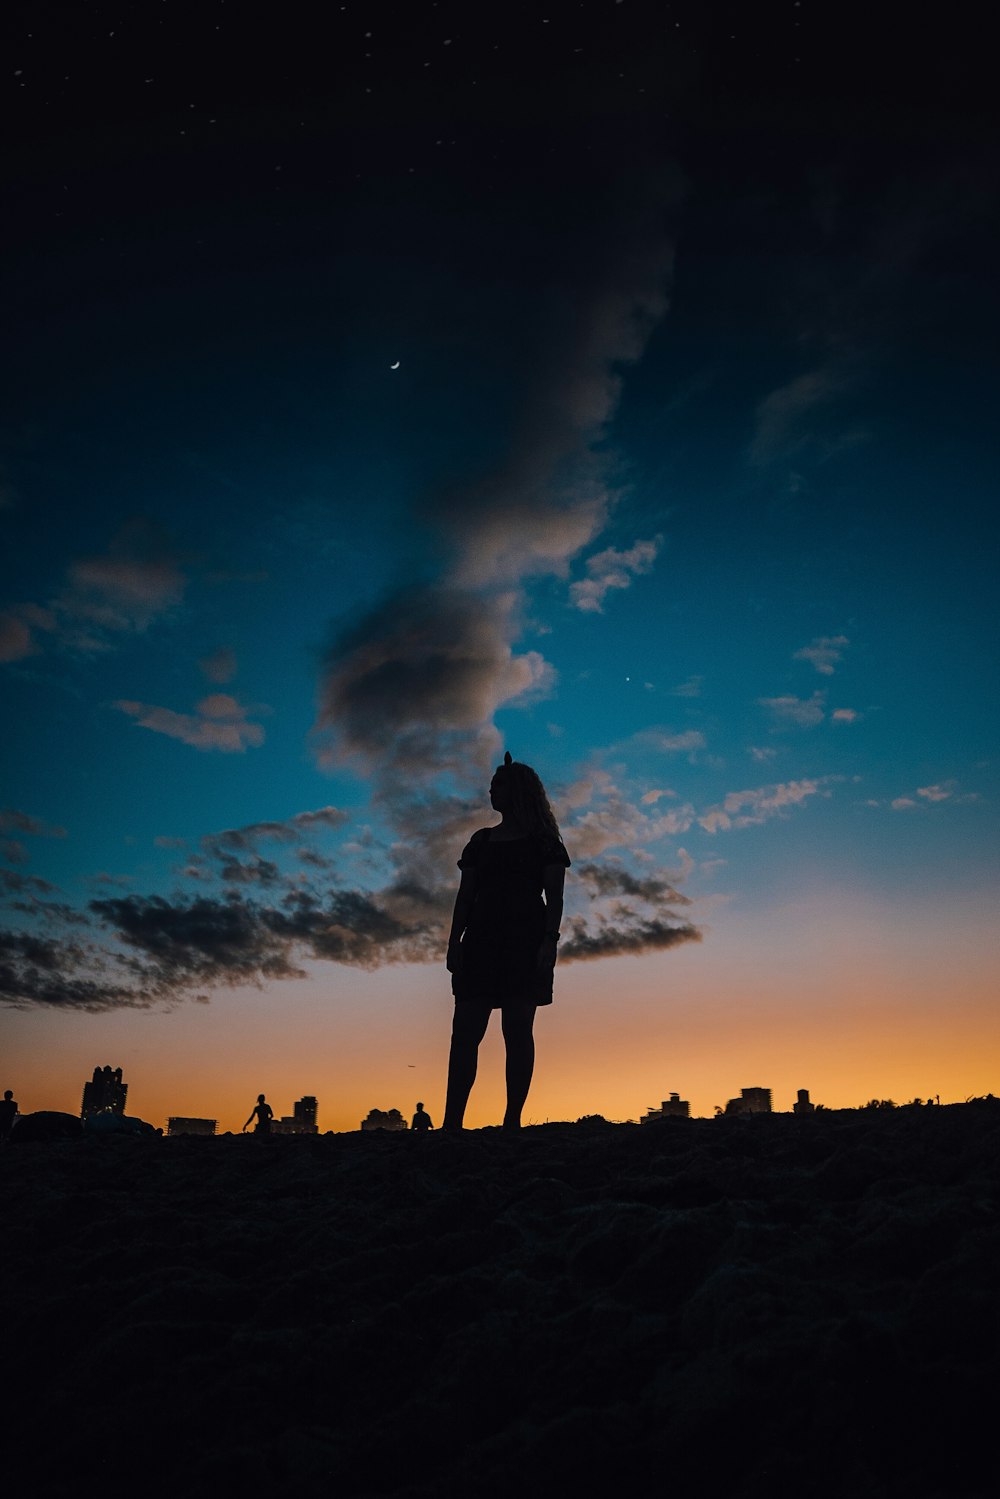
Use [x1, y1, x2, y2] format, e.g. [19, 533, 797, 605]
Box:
[495, 752, 562, 841]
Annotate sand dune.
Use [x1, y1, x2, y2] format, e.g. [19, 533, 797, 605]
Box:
[4, 1104, 997, 1497]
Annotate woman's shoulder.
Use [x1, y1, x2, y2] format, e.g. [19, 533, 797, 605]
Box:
[457, 827, 493, 868]
[534, 831, 571, 868]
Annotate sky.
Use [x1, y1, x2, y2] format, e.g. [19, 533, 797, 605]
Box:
[2, 0, 998, 1131]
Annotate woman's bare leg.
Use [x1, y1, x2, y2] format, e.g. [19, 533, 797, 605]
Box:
[501, 1004, 537, 1129]
[443, 1002, 492, 1129]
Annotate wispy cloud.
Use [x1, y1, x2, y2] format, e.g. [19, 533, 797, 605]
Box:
[917, 783, 954, 802]
[698, 778, 834, 834]
[671, 675, 703, 698]
[749, 366, 849, 468]
[2, 520, 188, 662]
[831, 707, 861, 723]
[569, 535, 662, 613]
[0, 809, 68, 839]
[793, 634, 849, 675]
[198, 647, 238, 684]
[758, 691, 826, 729]
[114, 694, 266, 753]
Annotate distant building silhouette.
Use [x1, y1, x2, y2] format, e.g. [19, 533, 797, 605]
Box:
[81, 1065, 127, 1119]
[361, 1107, 407, 1131]
[793, 1088, 816, 1114]
[167, 1117, 217, 1136]
[724, 1086, 772, 1116]
[272, 1095, 320, 1134]
[641, 1092, 690, 1122]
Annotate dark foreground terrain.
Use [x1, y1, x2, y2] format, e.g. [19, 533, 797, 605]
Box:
[4, 1104, 998, 1498]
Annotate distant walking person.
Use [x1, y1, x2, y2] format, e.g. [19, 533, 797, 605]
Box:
[0, 1089, 17, 1144]
[444, 753, 570, 1131]
[243, 1093, 273, 1135]
[411, 1101, 433, 1132]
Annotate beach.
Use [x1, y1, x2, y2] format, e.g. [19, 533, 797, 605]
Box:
[4, 1103, 997, 1497]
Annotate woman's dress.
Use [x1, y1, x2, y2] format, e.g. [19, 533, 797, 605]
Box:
[451, 827, 571, 1007]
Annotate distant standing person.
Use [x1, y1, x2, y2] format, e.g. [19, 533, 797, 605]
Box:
[243, 1093, 273, 1135]
[444, 753, 570, 1132]
[411, 1101, 433, 1132]
[0, 1089, 17, 1144]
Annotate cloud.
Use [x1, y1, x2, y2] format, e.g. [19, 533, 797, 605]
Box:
[560, 914, 701, 962]
[575, 862, 690, 906]
[313, 180, 676, 809]
[1, 521, 187, 664]
[569, 535, 662, 613]
[199, 807, 347, 860]
[555, 772, 695, 858]
[758, 692, 826, 729]
[749, 366, 849, 467]
[0, 869, 58, 897]
[698, 778, 833, 834]
[917, 783, 953, 802]
[314, 586, 552, 780]
[57, 520, 187, 648]
[640, 788, 677, 805]
[0, 604, 57, 663]
[1, 841, 29, 866]
[0, 809, 68, 839]
[671, 675, 703, 698]
[114, 694, 266, 753]
[891, 797, 917, 811]
[793, 635, 850, 675]
[748, 745, 778, 762]
[0, 613, 36, 663]
[642, 729, 706, 755]
[199, 647, 238, 684]
[832, 708, 860, 723]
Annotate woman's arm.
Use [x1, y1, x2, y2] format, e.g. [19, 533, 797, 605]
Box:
[537, 863, 566, 970]
[446, 868, 479, 970]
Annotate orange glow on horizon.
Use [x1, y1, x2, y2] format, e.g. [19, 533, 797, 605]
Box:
[5, 897, 997, 1134]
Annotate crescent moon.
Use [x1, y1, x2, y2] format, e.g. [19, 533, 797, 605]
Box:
[390, 361, 400, 370]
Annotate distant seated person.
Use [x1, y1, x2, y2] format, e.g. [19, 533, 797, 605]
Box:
[243, 1093, 274, 1135]
[411, 1101, 433, 1132]
[0, 1089, 17, 1143]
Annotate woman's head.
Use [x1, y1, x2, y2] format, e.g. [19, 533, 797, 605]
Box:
[490, 751, 561, 838]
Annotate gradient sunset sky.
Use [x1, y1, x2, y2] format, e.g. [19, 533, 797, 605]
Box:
[3, 0, 998, 1131]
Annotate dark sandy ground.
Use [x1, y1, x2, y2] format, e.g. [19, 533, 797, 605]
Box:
[4, 1104, 998, 1498]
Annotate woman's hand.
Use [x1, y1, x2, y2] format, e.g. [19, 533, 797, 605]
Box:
[536, 934, 559, 973]
[446, 940, 463, 974]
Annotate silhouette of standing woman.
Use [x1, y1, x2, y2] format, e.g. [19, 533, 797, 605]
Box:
[444, 753, 570, 1131]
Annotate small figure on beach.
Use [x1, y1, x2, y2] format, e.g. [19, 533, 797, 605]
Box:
[411, 1101, 433, 1132]
[0, 1089, 18, 1144]
[444, 752, 570, 1132]
[243, 1093, 274, 1135]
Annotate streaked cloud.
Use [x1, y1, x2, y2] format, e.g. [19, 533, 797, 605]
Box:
[0, 809, 68, 839]
[114, 694, 266, 753]
[758, 691, 826, 728]
[698, 778, 833, 834]
[832, 707, 861, 723]
[793, 634, 850, 675]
